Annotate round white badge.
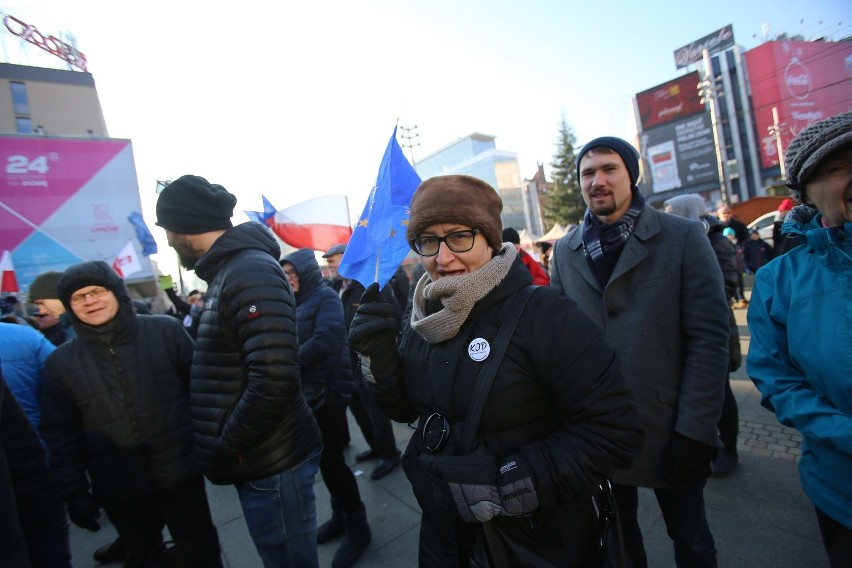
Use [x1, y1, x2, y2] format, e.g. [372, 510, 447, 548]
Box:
[468, 338, 490, 361]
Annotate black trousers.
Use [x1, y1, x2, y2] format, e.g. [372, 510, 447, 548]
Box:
[104, 475, 222, 567]
[613, 482, 717, 568]
[349, 379, 400, 459]
[816, 507, 852, 568]
[717, 377, 739, 450]
[314, 403, 363, 513]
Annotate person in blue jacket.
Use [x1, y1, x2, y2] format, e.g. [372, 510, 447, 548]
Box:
[747, 111, 852, 567]
[281, 249, 371, 568]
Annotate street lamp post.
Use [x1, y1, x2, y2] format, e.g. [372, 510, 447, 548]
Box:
[699, 49, 731, 206]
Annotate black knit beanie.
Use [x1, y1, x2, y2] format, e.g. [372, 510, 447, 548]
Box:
[28, 271, 63, 300]
[57, 260, 130, 313]
[407, 175, 504, 252]
[785, 112, 852, 206]
[502, 227, 521, 245]
[156, 175, 237, 234]
[576, 136, 641, 188]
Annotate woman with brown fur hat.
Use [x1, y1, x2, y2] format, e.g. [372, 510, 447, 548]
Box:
[348, 174, 643, 566]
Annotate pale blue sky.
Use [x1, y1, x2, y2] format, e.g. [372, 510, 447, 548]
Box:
[1, 0, 849, 273]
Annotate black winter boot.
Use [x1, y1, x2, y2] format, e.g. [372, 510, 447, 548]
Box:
[332, 504, 372, 568]
[317, 499, 344, 544]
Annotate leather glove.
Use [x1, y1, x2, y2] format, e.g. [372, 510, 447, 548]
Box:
[67, 492, 101, 532]
[419, 449, 502, 523]
[669, 432, 716, 487]
[349, 283, 401, 383]
[497, 455, 539, 516]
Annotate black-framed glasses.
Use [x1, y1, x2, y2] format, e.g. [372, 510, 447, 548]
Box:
[69, 286, 110, 306]
[411, 229, 479, 257]
[283, 268, 298, 278]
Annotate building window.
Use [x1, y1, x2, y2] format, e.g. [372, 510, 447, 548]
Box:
[16, 117, 33, 134]
[11, 82, 30, 115]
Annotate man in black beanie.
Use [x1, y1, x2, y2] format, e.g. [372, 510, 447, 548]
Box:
[156, 175, 323, 568]
[551, 136, 729, 567]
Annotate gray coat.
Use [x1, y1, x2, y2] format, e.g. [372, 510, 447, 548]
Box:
[550, 204, 729, 487]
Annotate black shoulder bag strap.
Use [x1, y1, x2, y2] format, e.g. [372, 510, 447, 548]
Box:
[458, 284, 537, 454]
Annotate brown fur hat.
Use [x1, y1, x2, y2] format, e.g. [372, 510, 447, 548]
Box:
[407, 175, 503, 252]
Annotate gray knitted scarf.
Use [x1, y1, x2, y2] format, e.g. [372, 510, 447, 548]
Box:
[410, 245, 517, 344]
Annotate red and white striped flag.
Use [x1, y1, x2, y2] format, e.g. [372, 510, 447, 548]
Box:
[267, 195, 353, 252]
[0, 250, 19, 293]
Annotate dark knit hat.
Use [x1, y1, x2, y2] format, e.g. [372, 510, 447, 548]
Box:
[155, 175, 238, 234]
[28, 271, 63, 301]
[576, 136, 641, 188]
[57, 260, 129, 313]
[502, 227, 521, 245]
[407, 175, 503, 252]
[785, 112, 852, 205]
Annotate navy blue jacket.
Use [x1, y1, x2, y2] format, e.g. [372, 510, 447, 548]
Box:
[282, 248, 354, 410]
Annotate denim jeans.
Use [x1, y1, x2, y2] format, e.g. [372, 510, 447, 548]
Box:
[235, 446, 322, 568]
[613, 482, 717, 568]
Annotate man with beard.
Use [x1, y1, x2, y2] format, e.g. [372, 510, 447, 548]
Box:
[550, 137, 729, 568]
[156, 175, 323, 568]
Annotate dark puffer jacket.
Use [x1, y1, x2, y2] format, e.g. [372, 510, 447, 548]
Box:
[191, 223, 322, 485]
[40, 261, 199, 505]
[373, 258, 644, 567]
[281, 249, 354, 410]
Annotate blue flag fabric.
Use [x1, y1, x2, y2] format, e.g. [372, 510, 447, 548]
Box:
[338, 127, 422, 288]
[244, 195, 277, 225]
[128, 212, 158, 256]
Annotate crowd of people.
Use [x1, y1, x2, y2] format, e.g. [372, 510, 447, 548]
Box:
[1, 112, 849, 568]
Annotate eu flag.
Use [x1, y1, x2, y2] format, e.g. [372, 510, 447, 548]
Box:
[338, 127, 422, 288]
[127, 212, 158, 256]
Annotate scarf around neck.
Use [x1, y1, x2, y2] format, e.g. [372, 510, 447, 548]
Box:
[410, 245, 517, 344]
[582, 189, 645, 287]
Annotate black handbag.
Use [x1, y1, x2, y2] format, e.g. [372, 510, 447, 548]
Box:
[461, 285, 629, 568]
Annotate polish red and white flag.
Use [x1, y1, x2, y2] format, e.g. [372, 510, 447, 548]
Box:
[267, 195, 352, 252]
[112, 241, 142, 279]
[0, 250, 18, 293]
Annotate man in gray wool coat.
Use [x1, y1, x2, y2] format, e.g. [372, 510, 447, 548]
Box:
[550, 136, 729, 568]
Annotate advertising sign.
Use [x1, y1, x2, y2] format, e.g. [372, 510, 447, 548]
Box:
[640, 113, 720, 195]
[0, 137, 154, 290]
[674, 25, 735, 69]
[636, 71, 706, 130]
[745, 40, 852, 169]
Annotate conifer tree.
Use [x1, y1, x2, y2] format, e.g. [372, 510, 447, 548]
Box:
[543, 118, 586, 226]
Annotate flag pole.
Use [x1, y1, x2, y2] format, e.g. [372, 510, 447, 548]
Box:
[374, 248, 380, 284]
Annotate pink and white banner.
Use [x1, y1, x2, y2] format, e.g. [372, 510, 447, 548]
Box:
[0, 136, 153, 291]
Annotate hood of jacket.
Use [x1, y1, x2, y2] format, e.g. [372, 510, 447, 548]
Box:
[194, 222, 280, 282]
[57, 260, 136, 342]
[281, 248, 323, 300]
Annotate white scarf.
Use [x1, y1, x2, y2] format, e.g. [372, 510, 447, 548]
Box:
[410, 245, 517, 344]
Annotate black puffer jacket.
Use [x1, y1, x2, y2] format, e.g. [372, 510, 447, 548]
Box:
[282, 248, 354, 410]
[40, 261, 199, 505]
[192, 223, 322, 485]
[373, 258, 644, 567]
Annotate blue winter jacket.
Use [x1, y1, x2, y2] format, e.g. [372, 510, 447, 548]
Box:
[0, 324, 55, 432]
[747, 206, 852, 528]
[282, 248, 354, 410]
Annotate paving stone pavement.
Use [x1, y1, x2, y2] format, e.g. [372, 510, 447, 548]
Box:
[67, 303, 828, 567]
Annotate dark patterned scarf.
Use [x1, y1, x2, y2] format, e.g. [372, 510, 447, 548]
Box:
[582, 190, 645, 287]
